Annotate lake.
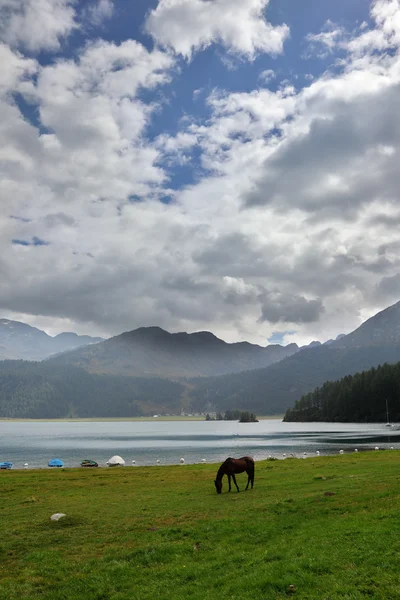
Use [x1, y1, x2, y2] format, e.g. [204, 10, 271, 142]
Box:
[1, 419, 400, 469]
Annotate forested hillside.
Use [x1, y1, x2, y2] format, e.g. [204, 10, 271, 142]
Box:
[0, 361, 184, 418]
[283, 362, 400, 423]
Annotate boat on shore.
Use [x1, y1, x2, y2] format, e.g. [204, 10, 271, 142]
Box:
[107, 455, 125, 467]
[0, 461, 13, 470]
[80, 459, 98, 467]
[48, 458, 64, 468]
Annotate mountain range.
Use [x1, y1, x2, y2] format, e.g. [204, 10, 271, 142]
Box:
[47, 326, 307, 377]
[1, 301, 400, 418]
[0, 319, 103, 361]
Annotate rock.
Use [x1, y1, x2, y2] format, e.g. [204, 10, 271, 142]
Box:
[50, 513, 66, 521]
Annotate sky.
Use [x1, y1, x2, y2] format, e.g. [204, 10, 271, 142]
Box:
[1, 0, 400, 347]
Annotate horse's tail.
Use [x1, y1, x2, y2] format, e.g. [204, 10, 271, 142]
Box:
[245, 456, 255, 473]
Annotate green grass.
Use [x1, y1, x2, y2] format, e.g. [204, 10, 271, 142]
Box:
[1, 452, 400, 599]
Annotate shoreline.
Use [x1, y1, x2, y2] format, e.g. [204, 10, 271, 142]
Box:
[2, 446, 396, 471]
[0, 415, 283, 422]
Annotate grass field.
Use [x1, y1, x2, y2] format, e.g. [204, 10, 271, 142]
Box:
[1, 452, 400, 599]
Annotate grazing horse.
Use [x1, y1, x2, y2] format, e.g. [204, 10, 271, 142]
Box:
[214, 456, 254, 494]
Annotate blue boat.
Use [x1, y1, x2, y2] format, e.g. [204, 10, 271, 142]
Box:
[48, 458, 64, 468]
[0, 462, 13, 470]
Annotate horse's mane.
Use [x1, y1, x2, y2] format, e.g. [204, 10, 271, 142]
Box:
[216, 457, 231, 478]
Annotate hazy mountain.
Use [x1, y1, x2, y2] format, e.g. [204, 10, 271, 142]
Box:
[333, 301, 400, 348]
[0, 319, 103, 361]
[48, 326, 300, 377]
[189, 300, 400, 415]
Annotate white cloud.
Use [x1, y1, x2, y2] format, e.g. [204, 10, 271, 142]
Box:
[0, 43, 37, 97]
[2, 0, 400, 348]
[86, 0, 114, 26]
[0, 0, 77, 52]
[305, 20, 347, 58]
[258, 69, 276, 84]
[145, 0, 289, 60]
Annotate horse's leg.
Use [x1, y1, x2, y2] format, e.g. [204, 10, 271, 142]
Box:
[228, 474, 231, 492]
[232, 473, 240, 492]
[245, 471, 250, 491]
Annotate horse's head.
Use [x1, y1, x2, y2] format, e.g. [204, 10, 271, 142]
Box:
[214, 479, 222, 494]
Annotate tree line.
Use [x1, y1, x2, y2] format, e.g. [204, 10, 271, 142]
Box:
[206, 410, 258, 422]
[0, 361, 184, 418]
[283, 361, 400, 422]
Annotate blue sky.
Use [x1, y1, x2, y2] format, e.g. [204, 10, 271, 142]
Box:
[1, 0, 400, 346]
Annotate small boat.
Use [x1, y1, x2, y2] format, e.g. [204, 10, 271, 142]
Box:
[80, 459, 98, 468]
[48, 458, 64, 468]
[0, 461, 13, 470]
[385, 398, 393, 428]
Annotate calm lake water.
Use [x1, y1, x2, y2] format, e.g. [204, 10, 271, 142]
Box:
[1, 419, 400, 469]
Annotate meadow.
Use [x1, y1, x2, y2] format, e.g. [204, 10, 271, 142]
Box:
[1, 452, 400, 599]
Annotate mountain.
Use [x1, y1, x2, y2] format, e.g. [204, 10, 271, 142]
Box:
[48, 326, 300, 378]
[333, 302, 400, 347]
[0, 319, 103, 361]
[188, 301, 400, 415]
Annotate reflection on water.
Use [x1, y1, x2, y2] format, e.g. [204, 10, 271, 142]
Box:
[1, 419, 400, 469]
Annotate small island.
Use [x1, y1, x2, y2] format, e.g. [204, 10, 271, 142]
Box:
[205, 410, 258, 422]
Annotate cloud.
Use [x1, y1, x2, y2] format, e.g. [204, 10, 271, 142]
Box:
[146, 0, 400, 343]
[259, 292, 324, 324]
[0, 0, 77, 52]
[304, 20, 347, 58]
[258, 69, 276, 84]
[0, 43, 38, 96]
[2, 0, 400, 349]
[85, 0, 114, 26]
[145, 0, 289, 60]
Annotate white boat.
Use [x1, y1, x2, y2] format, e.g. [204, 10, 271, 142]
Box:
[107, 455, 125, 467]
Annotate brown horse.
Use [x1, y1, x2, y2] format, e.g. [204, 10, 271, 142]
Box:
[214, 456, 255, 494]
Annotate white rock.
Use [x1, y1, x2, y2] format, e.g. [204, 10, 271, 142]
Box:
[180, 458, 185, 464]
[50, 513, 66, 521]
